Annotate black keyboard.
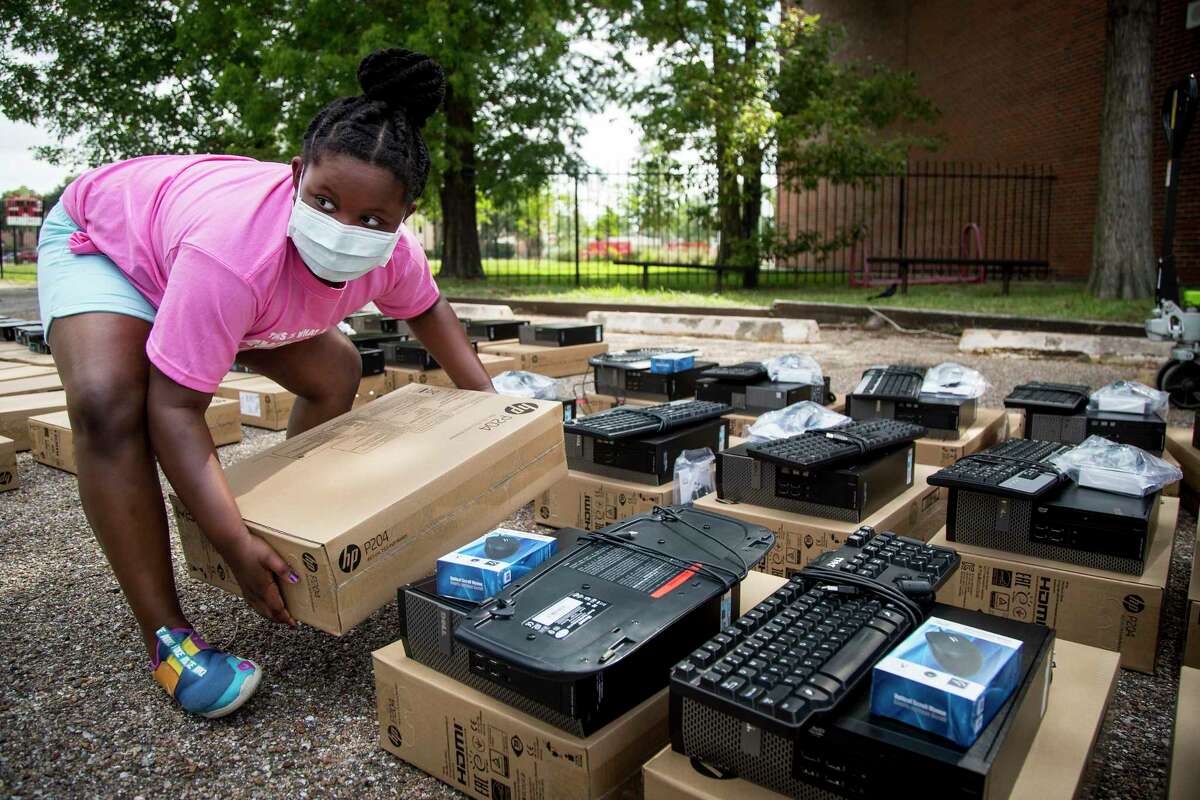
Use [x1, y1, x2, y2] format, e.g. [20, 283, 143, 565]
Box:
[1004, 381, 1090, 414]
[927, 438, 1072, 499]
[565, 400, 733, 439]
[746, 420, 926, 470]
[702, 362, 769, 384]
[851, 366, 926, 400]
[671, 529, 959, 736]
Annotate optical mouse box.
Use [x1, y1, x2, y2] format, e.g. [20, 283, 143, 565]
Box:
[870, 616, 1022, 747]
[436, 528, 557, 602]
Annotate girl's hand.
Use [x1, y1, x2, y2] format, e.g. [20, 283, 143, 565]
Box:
[222, 533, 299, 627]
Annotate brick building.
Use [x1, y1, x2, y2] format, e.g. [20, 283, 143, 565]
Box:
[801, 0, 1199, 282]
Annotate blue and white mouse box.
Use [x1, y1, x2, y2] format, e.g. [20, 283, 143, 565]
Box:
[435, 528, 557, 602]
[870, 616, 1022, 747]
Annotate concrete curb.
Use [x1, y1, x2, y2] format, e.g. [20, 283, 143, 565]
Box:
[959, 328, 1173, 364]
[446, 295, 1146, 338]
[585, 310, 820, 343]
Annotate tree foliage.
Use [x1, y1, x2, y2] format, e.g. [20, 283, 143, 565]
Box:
[624, 2, 940, 286]
[0, 0, 614, 278]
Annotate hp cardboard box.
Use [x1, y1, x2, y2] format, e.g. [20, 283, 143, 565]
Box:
[352, 373, 391, 408]
[172, 385, 567, 634]
[914, 407, 1008, 468]
[932, 496, 1177, 674]
[693, 465, 945, 578]
[537, 470, 675, 529]
[1185, 517, 1200, 669]
[373, 571, 780, 800]
[30, 398, 241, 473]
[1166, 426, 1199, 510]
[215, 376, 295, 430]
[1170, 667, 1200, 800]
[642, 639, 1119, 800]
[0, 391, 68, 451]
[0, 372, 64, 398]
[0, 434, 16, 493]
[480, 341, 608, 378]
[0, 365, 57, 382]
[384, 353, 517, 389]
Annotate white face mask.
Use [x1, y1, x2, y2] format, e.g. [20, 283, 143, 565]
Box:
[286, 182, 402, 282]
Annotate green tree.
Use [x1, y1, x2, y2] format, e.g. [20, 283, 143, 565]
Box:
[625, 3, 939, 287]
[0, 0, 614, 279]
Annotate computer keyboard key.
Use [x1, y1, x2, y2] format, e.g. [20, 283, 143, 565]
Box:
[796, 683, 832, 704]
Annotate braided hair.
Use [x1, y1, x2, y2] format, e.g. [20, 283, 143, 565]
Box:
[302, 48, 445, 203]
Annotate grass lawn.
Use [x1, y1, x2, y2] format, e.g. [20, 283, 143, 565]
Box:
[0, 263, 36, 283]
[434, 259, 1149, 323]
[3, 258, 1149, 324]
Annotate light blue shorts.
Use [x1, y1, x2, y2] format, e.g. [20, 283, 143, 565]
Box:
[37, 203, 157, 336]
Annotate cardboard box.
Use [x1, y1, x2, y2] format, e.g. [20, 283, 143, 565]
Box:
[172, 385, 568, 634]
[933, 495, 1177, 673]
[478, 341, 608, 378]
[726, 412, 756, 438]
[215, 376, 296, 430]
[914, 406, 1008, 467]
[1185, 517, 1200, 669]
[1170, 666, 1200, 800]
[1163, 445, 1182, 497]
[0, 365, 57, 382]
[353, 373, 391, 408]
[0, 372, 63, 397]
[0, 351, 55, 367]
[1166, 425, 1199, 503]
[536, 470, 675, 529]
[579, 394, 654, 415]
[384, 353, 517, 389]
[29, 397, 242, 473]
[0, 435, 16, 493]
[373, 571, 781, 800]
[0, 391, 68, 451]
[642, 638, 1119, 800]
[693, 465, 945, 577]
[204, 396, 243, 446]
[220, 370, 260, 384]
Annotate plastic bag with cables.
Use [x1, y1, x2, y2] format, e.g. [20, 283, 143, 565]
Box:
[921, 362, 990, 398]
[673, 448, 717, 505]
[1048, 435, 1181, 496]
[746, 401, 851, 443]
[1088, 381, 1169, 416]
[491, 370, 560, 400]
[764, 354, 823, 386]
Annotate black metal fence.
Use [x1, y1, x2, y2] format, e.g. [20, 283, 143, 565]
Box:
[430, 162, 1055, 292]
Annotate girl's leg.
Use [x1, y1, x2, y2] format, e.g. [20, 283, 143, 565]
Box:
[234, 328, 363, 437]
[48, 312, 187, 659]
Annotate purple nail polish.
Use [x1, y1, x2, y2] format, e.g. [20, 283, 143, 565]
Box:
[288, 572, 299, 584]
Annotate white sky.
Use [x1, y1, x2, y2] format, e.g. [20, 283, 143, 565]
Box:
[0, 107, 648, 194]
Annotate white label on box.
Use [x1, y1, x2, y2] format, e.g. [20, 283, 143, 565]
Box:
[239, 391, 261, 418]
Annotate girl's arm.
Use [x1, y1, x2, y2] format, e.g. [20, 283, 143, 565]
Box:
[146, 365, 298, 626]
[406, 297, 496, 392]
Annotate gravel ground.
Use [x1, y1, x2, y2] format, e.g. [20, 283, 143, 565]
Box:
[0, 322, 1193, 799]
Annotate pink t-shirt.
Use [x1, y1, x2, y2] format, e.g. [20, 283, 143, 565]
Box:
[61, 154, 440, 393]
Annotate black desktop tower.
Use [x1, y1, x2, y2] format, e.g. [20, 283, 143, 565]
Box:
[847, 393, 977, 440]
[946, 483, 1159, 574]
[566, 418, 729, 485]
[671, 604, 1054, 800]
[717, 442, 914, 522]
[518, 322, 604, 347]
[593, 361, 718, 402]
[465, 318, 528, 341]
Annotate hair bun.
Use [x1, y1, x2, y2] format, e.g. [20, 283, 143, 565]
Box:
[357, 48, 446, 128]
